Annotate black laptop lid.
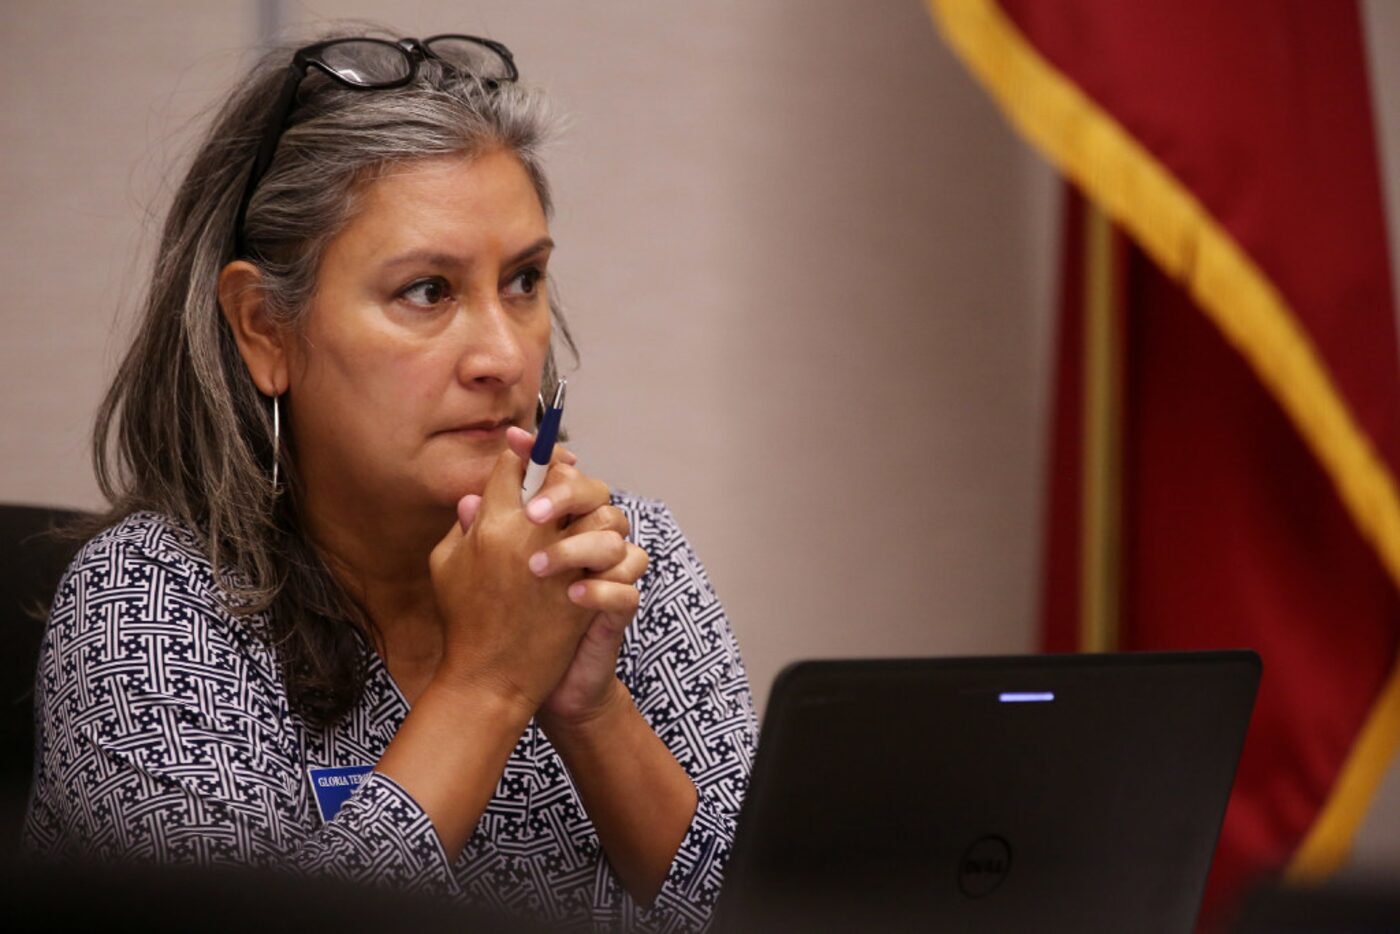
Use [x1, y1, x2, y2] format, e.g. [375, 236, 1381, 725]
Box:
[716, 651, 1260, 933]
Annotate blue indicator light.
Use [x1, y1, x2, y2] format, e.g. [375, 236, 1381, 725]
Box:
[999, 692, 1055, 703]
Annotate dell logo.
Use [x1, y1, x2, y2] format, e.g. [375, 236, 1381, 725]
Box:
[958, 834, 1012, 898]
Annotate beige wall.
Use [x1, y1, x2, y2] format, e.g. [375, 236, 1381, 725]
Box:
[0, 1, 257, 507]
[7, 0, 1400, 870]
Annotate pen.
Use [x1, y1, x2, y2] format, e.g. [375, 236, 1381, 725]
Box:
[521, 378, 567, 505]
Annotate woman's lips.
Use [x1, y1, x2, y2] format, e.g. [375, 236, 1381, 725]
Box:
[441, 418, 513, 440]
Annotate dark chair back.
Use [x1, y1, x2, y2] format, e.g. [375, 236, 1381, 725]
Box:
[0, 503, 90, 844]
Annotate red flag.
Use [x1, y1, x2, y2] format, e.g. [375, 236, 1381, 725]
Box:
[930, 0, 1400, 923]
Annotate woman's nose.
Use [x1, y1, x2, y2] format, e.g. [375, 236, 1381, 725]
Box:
[454, 298, 528, 388]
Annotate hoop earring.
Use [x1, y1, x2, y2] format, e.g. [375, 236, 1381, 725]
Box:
[270, 394, 282, 494]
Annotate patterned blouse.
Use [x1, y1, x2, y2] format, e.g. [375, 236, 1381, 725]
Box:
[24, 493, 758, 932]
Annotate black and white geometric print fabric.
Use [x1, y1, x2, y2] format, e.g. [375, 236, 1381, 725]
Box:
[24, 493, 758, 932]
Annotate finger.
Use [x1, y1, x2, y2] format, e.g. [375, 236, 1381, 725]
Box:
[505, 425, 579, 466]
[529, 530, 629, 577]
[563, 504, 630, 539]
[589, 543, 649, 586]
[481, 444, 527, 510]
[506, 425, 534, 462]
[525, 469, 611, 525]
[565, 611, 632, 675]
[456, 493, 482, 532]
[567, 579, 642, 621]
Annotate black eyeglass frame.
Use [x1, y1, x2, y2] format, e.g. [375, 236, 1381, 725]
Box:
[233, 34, 518, 258]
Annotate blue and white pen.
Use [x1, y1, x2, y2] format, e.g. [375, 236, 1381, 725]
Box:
[521, 378, 567, 505]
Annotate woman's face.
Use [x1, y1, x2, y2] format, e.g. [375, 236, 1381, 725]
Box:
[286, 148, 553, 517]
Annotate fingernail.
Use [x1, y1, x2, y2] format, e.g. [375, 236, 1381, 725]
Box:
[526, 497, 552, 521]
[569, 582, 587, 600]
[529, 552, 548, 575]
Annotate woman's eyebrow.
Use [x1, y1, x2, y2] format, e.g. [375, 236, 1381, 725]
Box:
[378, 249, 463, 271]
[378, 237, 555, 272]
[506, 236, 555, 266]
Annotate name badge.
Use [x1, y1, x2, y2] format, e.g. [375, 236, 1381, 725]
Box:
[307, 765, 375, 823]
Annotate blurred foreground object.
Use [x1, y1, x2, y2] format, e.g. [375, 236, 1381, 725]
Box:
[0, 857, 549, 933]
[1232, 879, 1400, 934]
[930, 0, 1400, 925]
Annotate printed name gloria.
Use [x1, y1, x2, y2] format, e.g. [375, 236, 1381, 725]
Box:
[316, 773, 370, 788]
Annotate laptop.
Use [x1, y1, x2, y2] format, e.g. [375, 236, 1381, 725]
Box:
[713, 651, 1260, 933]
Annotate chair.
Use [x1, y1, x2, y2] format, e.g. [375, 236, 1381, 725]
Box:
[0, 503, 89, 845]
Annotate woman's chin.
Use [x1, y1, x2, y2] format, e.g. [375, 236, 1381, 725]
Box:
[425, 470, 492, 509]
[414, 446, 496, 496]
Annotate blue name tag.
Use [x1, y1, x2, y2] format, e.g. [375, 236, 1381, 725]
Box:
[308, 765, 375, 823]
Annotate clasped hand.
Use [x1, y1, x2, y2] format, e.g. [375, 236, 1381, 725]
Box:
[429, 426, 649, 729]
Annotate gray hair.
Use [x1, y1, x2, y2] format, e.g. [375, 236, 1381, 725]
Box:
[92, 31, 573, 723]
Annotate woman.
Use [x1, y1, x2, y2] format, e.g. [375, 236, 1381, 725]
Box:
[23, 31, 756, 931]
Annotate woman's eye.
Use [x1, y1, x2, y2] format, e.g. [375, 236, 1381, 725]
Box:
[505, 266, 543, 298]
[400, 278, 450, 307]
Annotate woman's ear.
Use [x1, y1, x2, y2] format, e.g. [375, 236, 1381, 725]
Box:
[218, 260, 288, 396]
